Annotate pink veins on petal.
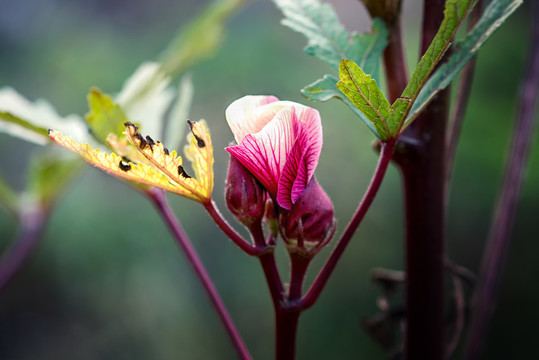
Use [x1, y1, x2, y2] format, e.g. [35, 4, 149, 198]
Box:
[226, 105, 322, 210]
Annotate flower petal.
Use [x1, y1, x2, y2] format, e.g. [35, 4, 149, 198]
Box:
[226, 107, 296, 196]
[277, 106, 322, 209]
[225, 95, 279, 143]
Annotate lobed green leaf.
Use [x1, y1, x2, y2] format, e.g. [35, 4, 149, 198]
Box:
[302, 75, 378, 134]
[124, 0, 245, 105]
[0, 111, 50, 145]
[386, 0, 476, 136]
[406, 0, 523, 125]
[337, 60, 391, 140]
[0, 87, 87, 145]
[273, 0, 388, 76]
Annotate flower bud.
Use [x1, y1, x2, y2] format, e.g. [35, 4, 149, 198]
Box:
[279, 177, 336, 255]
[225, 154, 267, 228]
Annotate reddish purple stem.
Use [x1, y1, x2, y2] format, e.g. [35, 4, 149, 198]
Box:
[299, 140, 396, 310]
[204, 200, 266, 256]
[0, 205, 46, 293]
[465, 3, 539, 358]
[148, 190, 252, 360]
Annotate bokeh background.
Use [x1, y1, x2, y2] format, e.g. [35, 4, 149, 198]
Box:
[0, 0, 537, 359]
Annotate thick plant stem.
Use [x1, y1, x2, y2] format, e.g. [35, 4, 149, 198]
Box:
[300, 140, 395, 310]
[394, 1, 449, 359]
[275, 253, 308, 360]
[464, 3, 539, 359]
[148, 190, 252, 360]
[249, 222, 284, 308]
[275, 308, 301, 360]
[0, 205, 46, 293]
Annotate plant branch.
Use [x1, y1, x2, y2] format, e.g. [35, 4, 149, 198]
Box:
[298, 140, 395, 310]
[148, 189, 252, 360]
[445, 0, 483, 198]
[249, 222, 284, 308]
[0, 204, 46, 293]
[204, 200, 264, 256]
[464, 3, 539, 358]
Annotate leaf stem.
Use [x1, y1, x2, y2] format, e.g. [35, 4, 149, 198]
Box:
[148, 190, 252, 360]
[298, 140, 395, 310]
[464, 3, 539, 358]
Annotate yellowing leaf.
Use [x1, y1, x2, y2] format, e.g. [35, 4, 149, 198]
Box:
[124, 121, 214, 203]
[49, 129, 212, 203]
[184, 120, 214, 198]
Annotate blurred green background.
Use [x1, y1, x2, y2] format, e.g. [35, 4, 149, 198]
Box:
[0, 0, 537, 359]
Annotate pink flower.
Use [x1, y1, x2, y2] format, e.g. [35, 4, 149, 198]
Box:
[225, 95, 323, 210]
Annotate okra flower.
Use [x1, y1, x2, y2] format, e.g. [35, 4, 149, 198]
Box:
[225, 96, 323, 210]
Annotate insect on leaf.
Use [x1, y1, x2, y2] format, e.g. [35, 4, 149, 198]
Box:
[124, 121, 214, 203]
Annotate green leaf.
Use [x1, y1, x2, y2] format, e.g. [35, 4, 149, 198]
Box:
[273, 0, 388, 76]
[302, 75, 378, 135]
[28, 153, 83, 208]
[0, 87, 88, 145]
[0, 111, 50, 145]
[406, 0, 523, 125]
[386, 0, 476, 136]
[124, 0, 245, 105]
[85, 88, 130, 144]
[337, 60, 391, 140]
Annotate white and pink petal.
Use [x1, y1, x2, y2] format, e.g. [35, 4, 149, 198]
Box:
[225, 95, 279, 143]
[226, 107, 296, 196]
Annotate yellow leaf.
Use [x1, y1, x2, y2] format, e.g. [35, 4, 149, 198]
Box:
[49, 129, 211, 203]
[124, 120, 214, 203]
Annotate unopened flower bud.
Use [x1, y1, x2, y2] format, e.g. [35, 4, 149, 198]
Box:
[280, 177, 336, 255]
[225, 155, 267, 228]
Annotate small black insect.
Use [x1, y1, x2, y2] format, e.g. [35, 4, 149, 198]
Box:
[145, 135, 156, 150]
[124, 121, 138, 131]
[178, 165, 192, 178]
[187, 120, 206, 148]
[119, 159, 132, 172]
[163, 147, 170, 155]
[133, 132, 147, 149]
[194, 135, 205, 148]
